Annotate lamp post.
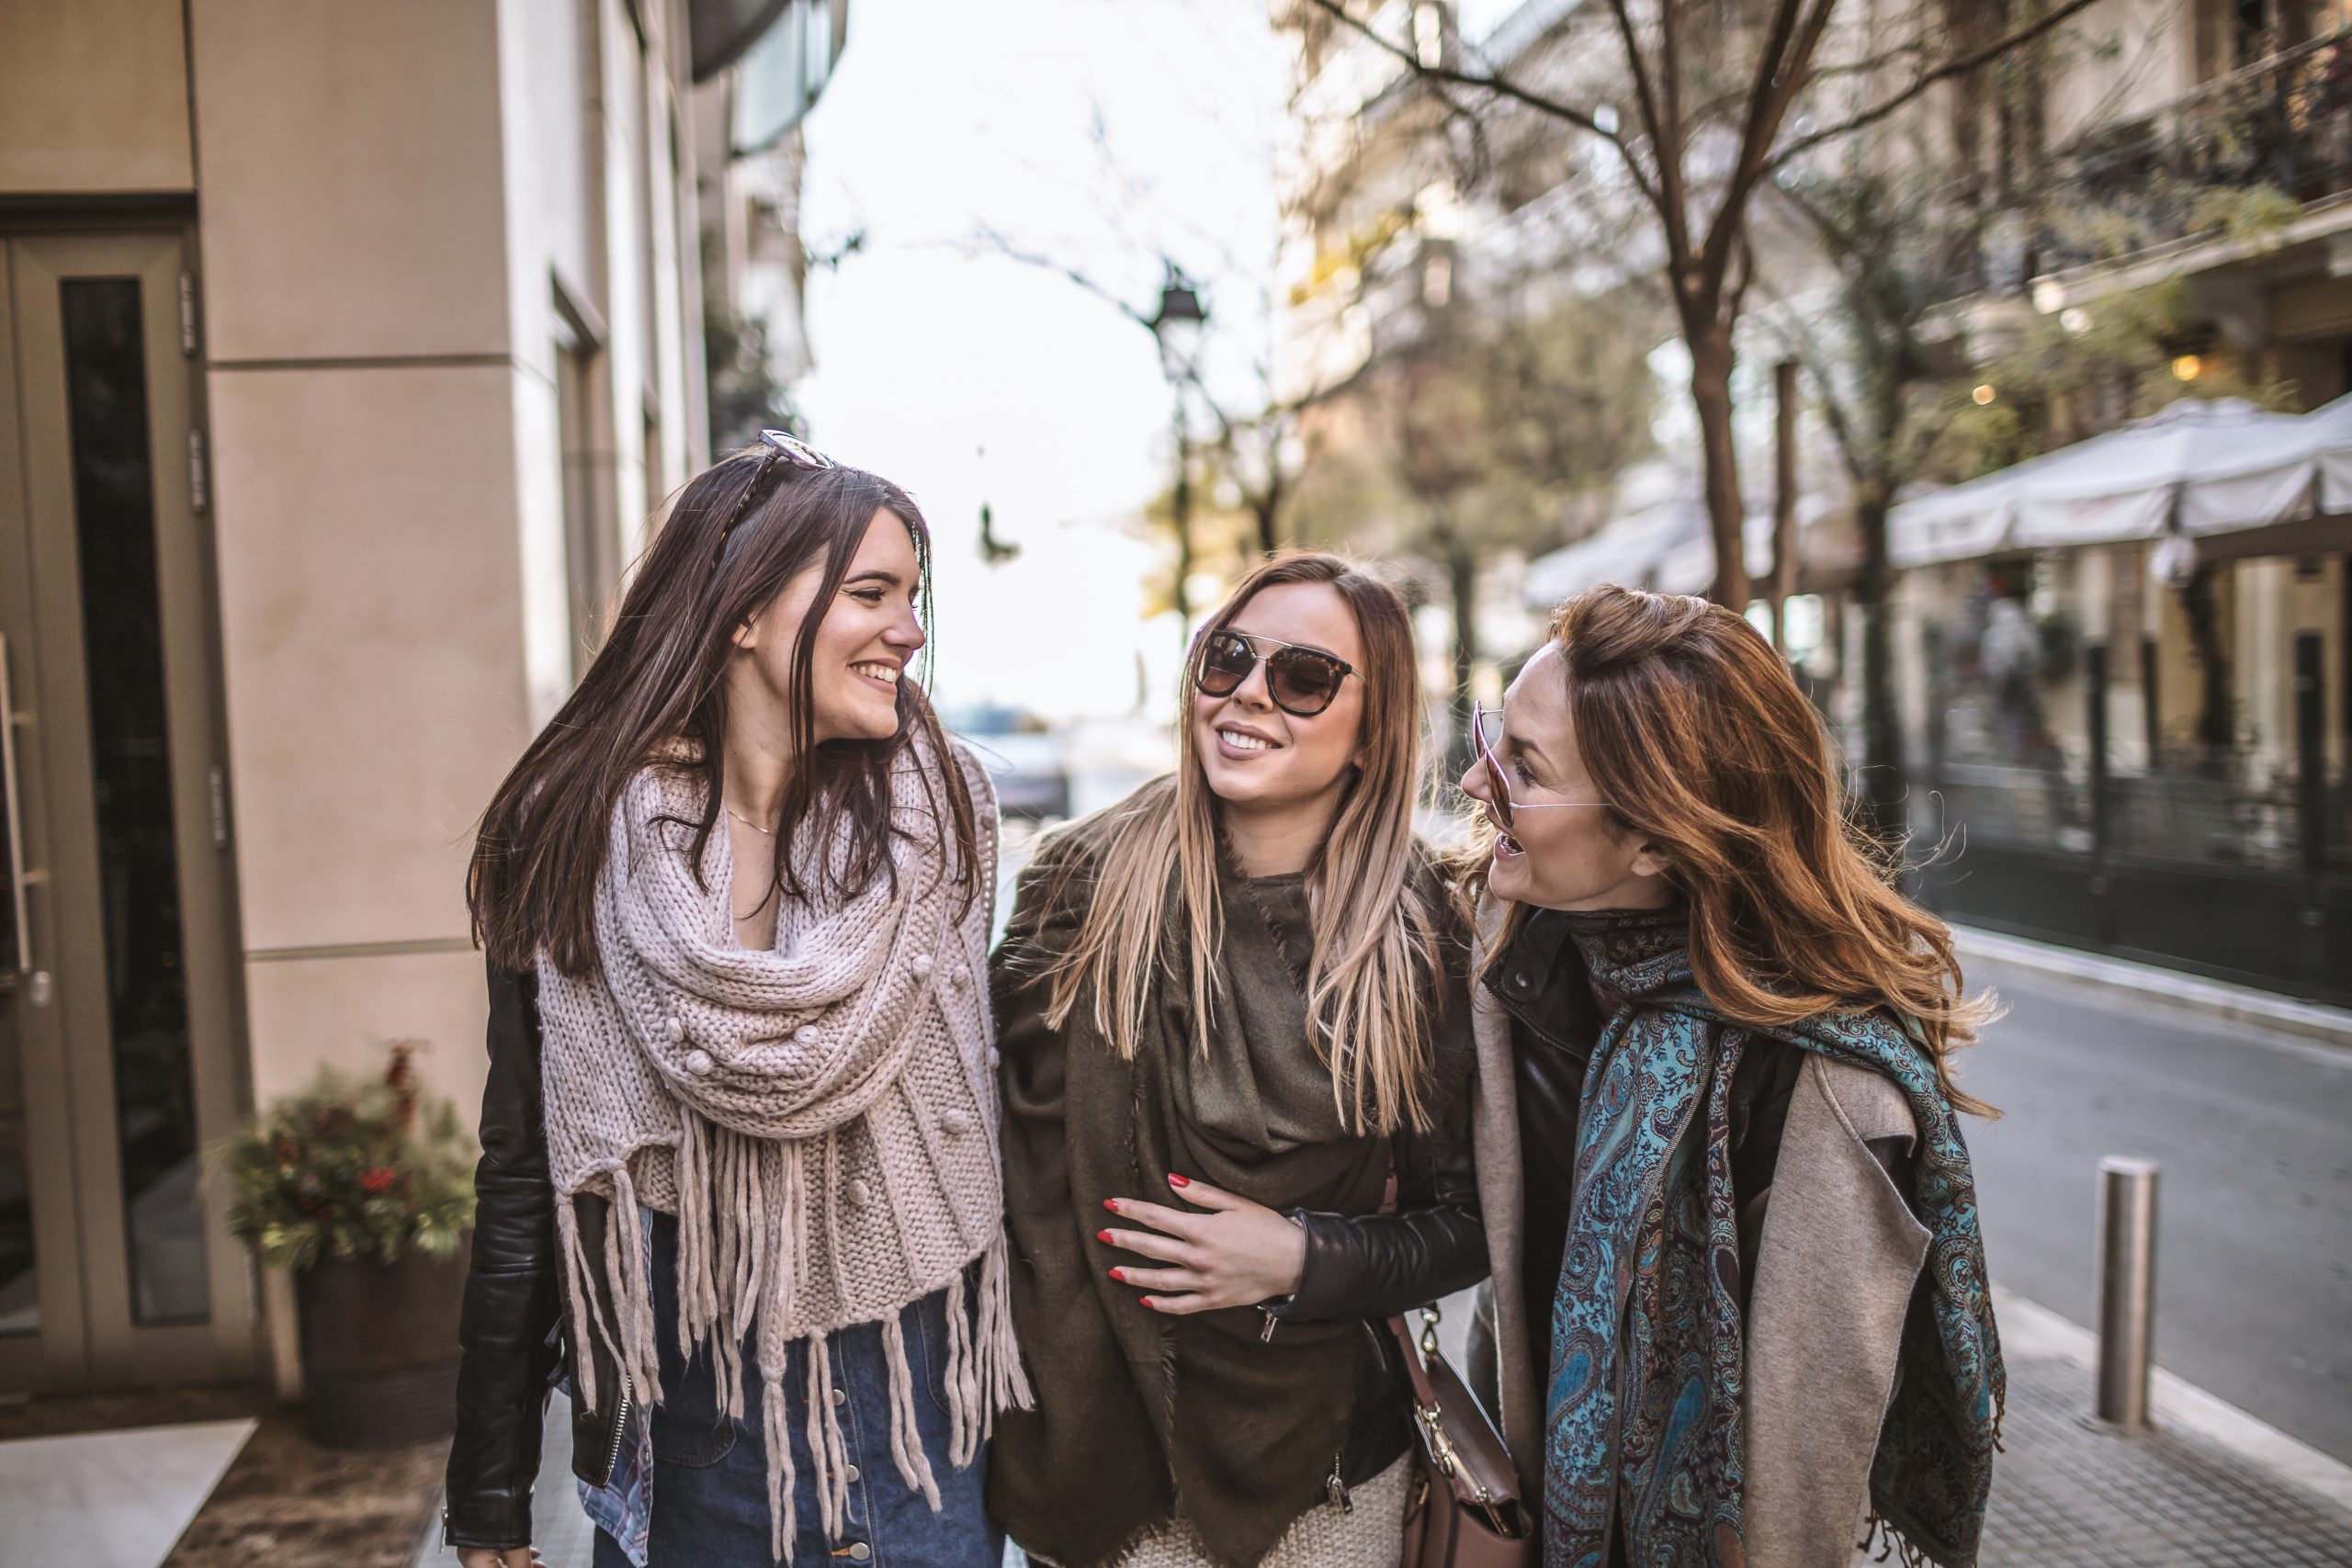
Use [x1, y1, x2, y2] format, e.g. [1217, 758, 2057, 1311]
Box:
[1148, 265, 1207, 648]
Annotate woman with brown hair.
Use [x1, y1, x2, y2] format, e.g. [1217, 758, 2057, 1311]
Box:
[989, 552, 1487, 1568]
[1458, 585, 2003, 1568]
[444, 434, 1025, 1568]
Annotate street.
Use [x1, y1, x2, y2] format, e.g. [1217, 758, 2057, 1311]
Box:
[1958, 955, 2352, 1464]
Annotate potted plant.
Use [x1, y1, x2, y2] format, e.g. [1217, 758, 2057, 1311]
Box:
[223, 1042, 475, 1448]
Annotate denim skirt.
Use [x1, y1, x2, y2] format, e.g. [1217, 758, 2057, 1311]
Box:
[589, 1211, 998, 1567]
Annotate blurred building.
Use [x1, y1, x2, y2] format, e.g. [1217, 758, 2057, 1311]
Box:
[1276, 0, 2352, 1000]
[0, 0, 842, 1400]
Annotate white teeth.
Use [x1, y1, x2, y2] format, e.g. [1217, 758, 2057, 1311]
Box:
[852, 662, 899, 682]
[1218, 728, 1276, 752]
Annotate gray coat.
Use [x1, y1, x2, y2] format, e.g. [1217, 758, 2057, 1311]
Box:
[1466, 908, 1932, 1568]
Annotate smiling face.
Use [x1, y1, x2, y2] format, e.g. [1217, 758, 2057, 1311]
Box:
[1192, 581, 1366, 824]
[733, 506, 925, 745]
[1457, 642, 1676, 911]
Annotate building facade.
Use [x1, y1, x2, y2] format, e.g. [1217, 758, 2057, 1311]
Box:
[1276, 0, 2352, 998]
[0, 0, 839, 1398]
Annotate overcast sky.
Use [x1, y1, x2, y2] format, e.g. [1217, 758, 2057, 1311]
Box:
[796, 0, 1293, 721]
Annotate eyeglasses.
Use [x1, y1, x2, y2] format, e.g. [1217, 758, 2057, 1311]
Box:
[1192, 628, 1360, 717]
[711, 428, 838, 575]
[1469, 704, 1607, 827]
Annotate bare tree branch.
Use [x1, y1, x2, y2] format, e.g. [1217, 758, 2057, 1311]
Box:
[1768, 0, 2108, 170]
[1300, 0, 1667, 217]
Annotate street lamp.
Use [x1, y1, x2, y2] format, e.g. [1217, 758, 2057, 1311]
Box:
[1148, 265, 1208, 645]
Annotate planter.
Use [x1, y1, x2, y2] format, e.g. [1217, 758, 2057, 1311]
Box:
[293, 1232, 469, 1449]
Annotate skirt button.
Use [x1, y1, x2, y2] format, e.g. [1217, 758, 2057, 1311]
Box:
[844, 1545, 871, 1563]
[830, 1386, 847, 1407]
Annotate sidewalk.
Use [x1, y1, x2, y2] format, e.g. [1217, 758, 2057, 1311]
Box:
[1978, 1290, 2352, 1566]
[17, 1285, 2350, 1568]
[1950, 924, 2352, 1051]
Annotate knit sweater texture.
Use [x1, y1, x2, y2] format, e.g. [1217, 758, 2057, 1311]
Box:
[534, 734, 1030, 1559]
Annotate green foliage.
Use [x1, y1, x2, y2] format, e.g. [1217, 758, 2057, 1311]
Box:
[1926, 280, 2298, 482]
[221, 1043, 475, 1272]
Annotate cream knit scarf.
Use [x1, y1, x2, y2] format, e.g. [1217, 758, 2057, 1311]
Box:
[535, 735, 1030, 1560]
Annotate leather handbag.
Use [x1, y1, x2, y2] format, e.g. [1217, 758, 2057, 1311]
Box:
[1390, 1303, 1536, 1568]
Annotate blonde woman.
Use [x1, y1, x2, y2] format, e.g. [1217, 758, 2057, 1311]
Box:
[987, 553, 1487, 1568]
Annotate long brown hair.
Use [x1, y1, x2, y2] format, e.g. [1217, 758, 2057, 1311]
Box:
[1516, 585, 1994, 1113]
[469, 447, 978, 976]
[1040, 552, 1447, 1134]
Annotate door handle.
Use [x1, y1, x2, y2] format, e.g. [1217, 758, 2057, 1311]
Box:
[0, 630, 29, 976]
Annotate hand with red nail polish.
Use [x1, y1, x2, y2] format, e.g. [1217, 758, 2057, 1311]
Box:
[1095, 1175, 1305, 1316]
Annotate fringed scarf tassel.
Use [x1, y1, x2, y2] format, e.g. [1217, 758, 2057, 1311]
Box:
[552, 1160, 1035, 1562]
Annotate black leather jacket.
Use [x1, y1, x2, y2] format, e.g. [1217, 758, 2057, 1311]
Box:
[443, 966, 625, 1553]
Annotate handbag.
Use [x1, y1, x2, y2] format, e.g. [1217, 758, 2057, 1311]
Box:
[1390, 1303, 1536, 1568]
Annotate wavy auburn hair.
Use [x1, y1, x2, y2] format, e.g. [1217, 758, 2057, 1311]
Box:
[1039, 552, 1447, 1135]
[1526, 584, 1994, 1113]
[469, 447, 978, 977]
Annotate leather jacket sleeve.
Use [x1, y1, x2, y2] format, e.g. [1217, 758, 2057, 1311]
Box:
[443, 964, 564, 1551]
[1270, 1118, 1487, 1323]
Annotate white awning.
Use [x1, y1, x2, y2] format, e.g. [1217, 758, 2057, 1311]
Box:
[1525, 488, 1855, 605]
[2178, 392, 2352, 534]
[1890, 397, 2350, 567]
[1521, 493, 1711, 607]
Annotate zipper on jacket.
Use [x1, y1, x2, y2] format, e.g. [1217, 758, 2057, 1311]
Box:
[601, 1371, 635, 1488]
[1326, 1453, 1352, 1515]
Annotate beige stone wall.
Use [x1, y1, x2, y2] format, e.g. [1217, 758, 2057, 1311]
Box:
[179, 0, 708, 1391]
[0, 0, 193, 193]
[190, 3, 526, 1145]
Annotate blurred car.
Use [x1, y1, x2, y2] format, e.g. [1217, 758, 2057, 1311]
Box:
[946, 705, 1072, 822]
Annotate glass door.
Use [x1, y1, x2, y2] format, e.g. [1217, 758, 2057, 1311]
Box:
[0, 231, 254, 1390]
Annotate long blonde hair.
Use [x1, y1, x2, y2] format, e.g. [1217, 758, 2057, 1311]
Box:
[1039, 553, 1446, 1134]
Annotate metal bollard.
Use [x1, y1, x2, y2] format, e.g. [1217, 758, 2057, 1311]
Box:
[2095, 1156, 2160, 1428]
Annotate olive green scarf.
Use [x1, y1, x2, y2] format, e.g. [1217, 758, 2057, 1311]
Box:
[988, 822, 1460, 1568]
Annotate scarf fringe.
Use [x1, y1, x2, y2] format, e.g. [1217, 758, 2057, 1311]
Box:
[558, 1155, 1031, 1563]
[883, 1314, 944, 1508]
[1859, 1513, 1939, 1568]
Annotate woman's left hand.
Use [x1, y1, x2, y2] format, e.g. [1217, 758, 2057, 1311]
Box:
[1099, 1173, 1307, 1314]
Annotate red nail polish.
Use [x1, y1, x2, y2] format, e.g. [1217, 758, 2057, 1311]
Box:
[1108, 1268, 1125, 1281]
[1140, 1297, 1157, 1308]
[1096, 1229, 1114, 1245]
[1167, 1172, 1190, 1188]
[1102, 1198, 1119, 1212]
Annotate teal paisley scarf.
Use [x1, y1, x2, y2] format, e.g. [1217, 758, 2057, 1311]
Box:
[1543, 908, 2001, 1568]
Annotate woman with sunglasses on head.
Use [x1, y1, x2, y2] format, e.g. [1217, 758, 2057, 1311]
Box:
[987, 552, 1487, 1568]
[444, 433, 1028, 1568]
[1455, 585, 2002, 1568]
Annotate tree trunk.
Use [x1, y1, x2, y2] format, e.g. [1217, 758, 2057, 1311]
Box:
[1446, 525, 1479, 778]
[1689, 318, 1750, 608]
[1853, 488, 1905, 843]
[1255, 497, 1280, 558]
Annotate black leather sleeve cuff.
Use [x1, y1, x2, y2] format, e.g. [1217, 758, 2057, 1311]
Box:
[442, 1486, 533, 1551]
[1265, 1208, 1361, 1321]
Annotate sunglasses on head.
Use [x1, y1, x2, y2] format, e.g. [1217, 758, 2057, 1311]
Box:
[711, 428, 838, 576]
[1191, 628, 1359, 717]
